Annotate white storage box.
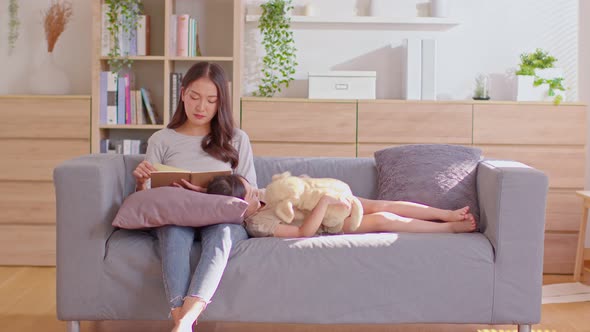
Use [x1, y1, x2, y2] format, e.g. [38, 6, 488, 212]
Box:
[308, 71, 377, 99]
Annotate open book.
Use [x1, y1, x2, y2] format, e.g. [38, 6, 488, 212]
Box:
[151, 163, 231, 189]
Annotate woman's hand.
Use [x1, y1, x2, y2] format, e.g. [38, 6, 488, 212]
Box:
[133, 161, 157, 190]
[172, 179, 206, 193]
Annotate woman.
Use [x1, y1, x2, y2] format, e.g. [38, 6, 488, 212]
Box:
[207, 174, 476, 238]
[132, 62, 255, 332]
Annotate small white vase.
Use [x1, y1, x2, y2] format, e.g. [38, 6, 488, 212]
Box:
[29, 52, 70, 95]
[431, 0, 450, 17]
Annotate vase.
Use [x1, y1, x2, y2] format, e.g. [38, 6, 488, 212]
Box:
[516, 68, 565, 102]
[29, 52, 70, 95]
[430, 0, 450, 17]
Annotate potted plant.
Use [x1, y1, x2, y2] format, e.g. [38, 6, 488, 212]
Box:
[105, 0, 142, 74]
[8, 0, 20, 55]
[515, 48, 565, 105]
[253, 0, 298, 97]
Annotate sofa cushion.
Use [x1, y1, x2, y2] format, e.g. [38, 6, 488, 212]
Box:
[374, 144, 482, 225]
[112, 187, 248, 229]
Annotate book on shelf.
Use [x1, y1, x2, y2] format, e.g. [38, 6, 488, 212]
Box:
[140, 87, 160, 124]
[151, 163, 231, 188]
[173, 14, 202, 56]
[170, 72, 183, 119]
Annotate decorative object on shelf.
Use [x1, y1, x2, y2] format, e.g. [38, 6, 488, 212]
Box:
[515, 48, 565, 105]
[304, 3, 316, 16]
[308, 71, 376, 99]
[30, 0, 73, 95]
[370, 0, 416, 17]
[8, 0, 20, 55]
[430, 0, 450, 17]
[254, 0, 298, 97]
[105, 0, 142, 74]
[473, 74, 490, 100]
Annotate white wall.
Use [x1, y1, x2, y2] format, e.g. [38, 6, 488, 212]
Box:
[244, 0, 578, 101]
[0, 0, 91, 95]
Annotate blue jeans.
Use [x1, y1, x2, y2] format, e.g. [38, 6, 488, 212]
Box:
[156, 223, 248, 309]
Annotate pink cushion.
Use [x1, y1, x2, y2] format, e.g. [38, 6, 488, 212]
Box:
[112, 187, 248, 229]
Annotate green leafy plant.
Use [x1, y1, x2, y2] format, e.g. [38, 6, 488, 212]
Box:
[515, 48, 556, 76]
[516, 48, 565, 105]
[534, 77, 565, 105]
[8, 0, 20, 54]
[254, 0, 298, 97]
[105, 0, 142, 74]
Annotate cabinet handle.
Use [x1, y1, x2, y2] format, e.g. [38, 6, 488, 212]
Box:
[335, 83, 349, 90]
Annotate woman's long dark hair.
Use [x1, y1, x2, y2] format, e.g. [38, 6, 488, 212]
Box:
[168, 62, 238, 168]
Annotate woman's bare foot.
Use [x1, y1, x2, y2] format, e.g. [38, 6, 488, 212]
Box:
[448, 215, 477, 233]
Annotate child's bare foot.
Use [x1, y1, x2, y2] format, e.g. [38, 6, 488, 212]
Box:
[444, 206, 470, 222]
[448, 217, 477, 233]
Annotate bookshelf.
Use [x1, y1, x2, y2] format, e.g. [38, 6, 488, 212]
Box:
[91, 0, 245, 153]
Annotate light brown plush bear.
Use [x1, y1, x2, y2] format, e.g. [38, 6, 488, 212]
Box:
[264, 172, 363, 233]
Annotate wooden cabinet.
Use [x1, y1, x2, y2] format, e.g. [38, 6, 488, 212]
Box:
[241, 98, 357, 157]
[241, 97, 587, 274]
[472, 103, 587, 274]
[0, 96, 91, 265]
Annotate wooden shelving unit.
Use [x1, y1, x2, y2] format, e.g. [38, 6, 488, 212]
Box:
[90, 0, 245, 153]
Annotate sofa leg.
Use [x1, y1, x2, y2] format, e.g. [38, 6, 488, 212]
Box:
[517, 324, 531, 332]
[67, 321, 80, 332]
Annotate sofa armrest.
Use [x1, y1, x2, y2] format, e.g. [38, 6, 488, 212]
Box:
[477, 160, 548, 324]
[53, 154, 126, 320]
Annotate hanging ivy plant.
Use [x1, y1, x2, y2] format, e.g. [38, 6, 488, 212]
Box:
[105, 0, 142, 74]
[8, 0, 20, 54]
[254, 0, 297, 97]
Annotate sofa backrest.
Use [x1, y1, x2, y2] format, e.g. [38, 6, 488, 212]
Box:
[254, 157, 378, 200]
[123, 155, 378, 200]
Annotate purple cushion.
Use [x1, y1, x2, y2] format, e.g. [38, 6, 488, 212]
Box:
[112, 187, 248, 229]
[374, 144, 482, 224]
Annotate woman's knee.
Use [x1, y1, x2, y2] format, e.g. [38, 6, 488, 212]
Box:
[157, 225, 195, 247]
[203, 223, 248, 243]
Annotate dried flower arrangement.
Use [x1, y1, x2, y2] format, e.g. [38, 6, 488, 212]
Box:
[43, 0, 73, 53]
[8, 0, 20, 54]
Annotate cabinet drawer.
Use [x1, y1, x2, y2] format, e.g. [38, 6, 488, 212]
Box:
[473, 104, 586, 145]
[0, 97, 90, 139]
[0, 139, 89, 181]
[544, 232, 578, 274]
[477, 145, 585, 189]
[0, 181, 55, 225]
[242, 100, 356, 143]
[0, 225, 55, 266]
[252, 142, 356, 158]
[358, 101, 472, 144]
[546, 190, 583, 232]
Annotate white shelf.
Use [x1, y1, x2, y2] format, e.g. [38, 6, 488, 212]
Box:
[245, 15, 460, 28]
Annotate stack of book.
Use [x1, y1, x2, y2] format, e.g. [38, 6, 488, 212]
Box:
[169, 14, 202, 57]
[99, 71, 159, 125]
[100, 139, 145, 154]
[169, 72, 183, 119]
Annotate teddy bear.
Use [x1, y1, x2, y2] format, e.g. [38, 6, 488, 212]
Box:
[264, 171, 363, 233]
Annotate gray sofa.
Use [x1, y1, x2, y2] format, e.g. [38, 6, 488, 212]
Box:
[54, 154, 548, 332]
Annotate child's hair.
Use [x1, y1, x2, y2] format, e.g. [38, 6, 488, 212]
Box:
[207, 174, 247, 199]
